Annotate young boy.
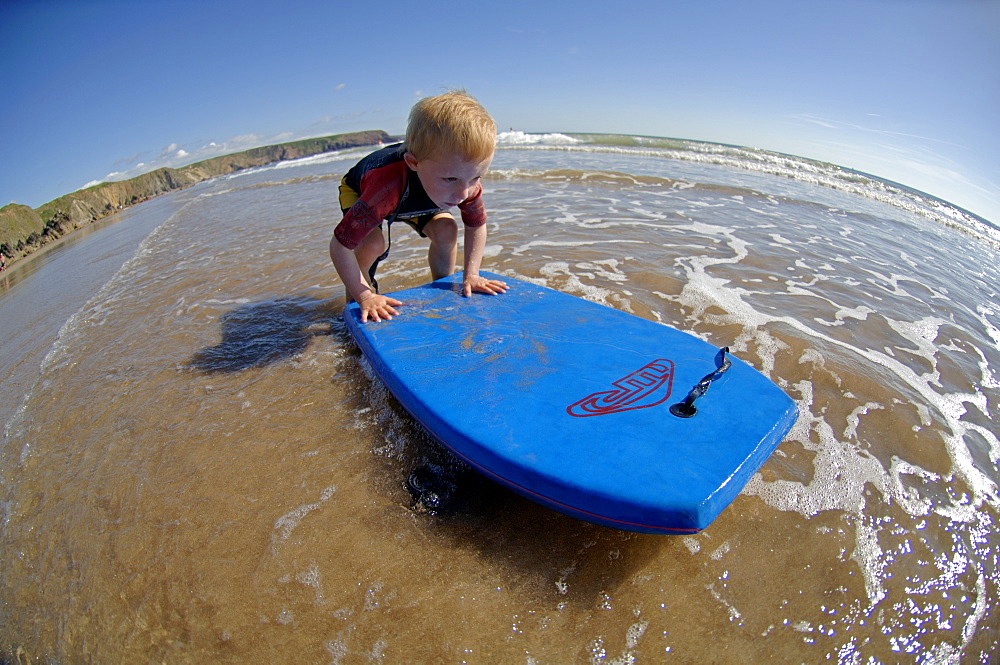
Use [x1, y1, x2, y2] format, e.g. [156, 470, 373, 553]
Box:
[329, 90, 508, 323]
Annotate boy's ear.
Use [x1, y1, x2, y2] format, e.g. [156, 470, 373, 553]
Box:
[403, 151, 419, 171]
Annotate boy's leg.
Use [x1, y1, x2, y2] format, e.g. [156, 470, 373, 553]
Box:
[422, 213, 458, 280]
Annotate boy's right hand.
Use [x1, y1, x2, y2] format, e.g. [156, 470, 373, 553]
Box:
[357, 292, 402, 323]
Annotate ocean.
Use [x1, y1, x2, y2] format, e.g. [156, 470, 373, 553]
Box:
[1, 133, 997, 663]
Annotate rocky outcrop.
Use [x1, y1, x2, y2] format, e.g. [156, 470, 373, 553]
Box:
[0, 203, 47, 260]
[0, 130, 392, 265]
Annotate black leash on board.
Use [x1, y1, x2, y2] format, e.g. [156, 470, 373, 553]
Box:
[669, 346, 732, 418]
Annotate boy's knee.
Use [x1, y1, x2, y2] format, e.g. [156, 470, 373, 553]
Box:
[355, 229, 385, 263]
[360, 228, 385, 249]
[425, 215, 458, 244]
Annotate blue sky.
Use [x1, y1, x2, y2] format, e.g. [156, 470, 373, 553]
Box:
[2, 0, 998, 223]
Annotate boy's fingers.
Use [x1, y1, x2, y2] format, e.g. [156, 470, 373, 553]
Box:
[479, 281, 507, 295]
[374, 306, 396, 322]
[463, 279, 509, 297]
[360, 298, 401, 323]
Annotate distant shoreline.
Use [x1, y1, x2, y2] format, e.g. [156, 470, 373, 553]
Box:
[0, 130, 391, 274]
[4, 129, 993, 280]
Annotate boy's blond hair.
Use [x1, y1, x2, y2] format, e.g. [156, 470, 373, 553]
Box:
[406, 90, 496, 162]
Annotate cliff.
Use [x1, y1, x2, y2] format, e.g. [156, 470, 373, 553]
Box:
[0, 130, 392, 264]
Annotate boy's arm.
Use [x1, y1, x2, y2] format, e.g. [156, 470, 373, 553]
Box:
[461, 224, 507, 297]
[329, 236, 401, 322]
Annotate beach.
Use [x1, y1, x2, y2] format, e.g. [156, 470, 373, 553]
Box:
[1, 135, 997, 663]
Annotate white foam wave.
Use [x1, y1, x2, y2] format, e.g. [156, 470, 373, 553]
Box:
[497, 139, 999, 248]
[497, 131, 580, 146]
[221, 146, 379, 182]
[636, 215, 1000, 514]
[265, 147, 377, 171]
[271, 485, 337, 552]
[646, 213, 1000, 612]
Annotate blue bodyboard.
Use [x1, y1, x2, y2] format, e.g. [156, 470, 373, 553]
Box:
[345, 272, 797, 534]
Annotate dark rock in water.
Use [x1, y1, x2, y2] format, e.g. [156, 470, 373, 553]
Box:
[405, 464, 459, 515]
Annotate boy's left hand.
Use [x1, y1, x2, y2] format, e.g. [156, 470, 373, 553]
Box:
[463, 274, 508, 298]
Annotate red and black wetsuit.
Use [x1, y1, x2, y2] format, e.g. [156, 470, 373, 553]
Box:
[334, 143, 487, 251]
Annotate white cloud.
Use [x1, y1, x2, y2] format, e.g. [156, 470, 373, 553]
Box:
[787, 113, 839, 130]
[787, 113, 967, 150]
[335, 83, 346, 91]
[312, 109, 374, 127]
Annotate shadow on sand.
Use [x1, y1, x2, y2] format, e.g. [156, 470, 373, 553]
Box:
[190, 295, 339, 373]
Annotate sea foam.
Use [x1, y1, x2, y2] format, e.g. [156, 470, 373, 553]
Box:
[495, 133, 999, 250]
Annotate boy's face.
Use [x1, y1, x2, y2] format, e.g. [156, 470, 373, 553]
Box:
[403, 150, 493, 210]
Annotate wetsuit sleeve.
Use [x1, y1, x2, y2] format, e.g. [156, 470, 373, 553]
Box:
[457, 182, 487, 228]
[333, 162, 409, 250]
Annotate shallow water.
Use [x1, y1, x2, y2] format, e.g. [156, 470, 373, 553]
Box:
[1, 138, 997, 663]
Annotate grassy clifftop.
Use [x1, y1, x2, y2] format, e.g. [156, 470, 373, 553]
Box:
[1, 130, 391, 264]
[0, 204, 43, 251]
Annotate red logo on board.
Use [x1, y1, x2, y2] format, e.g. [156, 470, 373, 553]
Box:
[567, 359, 675, 417]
